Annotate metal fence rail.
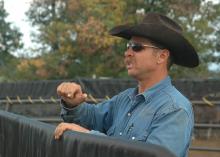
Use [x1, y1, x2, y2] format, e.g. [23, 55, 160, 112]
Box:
[0, 98, 220, 105]
[190, 146, 220, 152]
[194, 123, 220, 129]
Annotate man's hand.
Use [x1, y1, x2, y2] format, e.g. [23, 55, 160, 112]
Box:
[57, 82, 87, 107]
[54, 122, 89, 140]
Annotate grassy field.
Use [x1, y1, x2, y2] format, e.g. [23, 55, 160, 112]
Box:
[189, 139, 220, 157]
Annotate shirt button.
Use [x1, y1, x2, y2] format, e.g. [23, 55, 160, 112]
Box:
[119, 132, 122, 136]
[127, 113, 131, 116]
[131, 136, 135, 140]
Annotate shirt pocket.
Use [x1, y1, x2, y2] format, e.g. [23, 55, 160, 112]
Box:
[129, 113, 154, 141]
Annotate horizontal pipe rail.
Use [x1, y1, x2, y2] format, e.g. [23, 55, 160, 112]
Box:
[0, 98, 60, 104]
[190, 146, 220, 152]
[194, 123, 220, 129]
[0, 98, 105, 104]
[0, 98, 220, 105]
[191, 100, 220, 105]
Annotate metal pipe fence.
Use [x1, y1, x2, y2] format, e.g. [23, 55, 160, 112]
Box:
[190, 146, 220, 152]
[0, 97, 220, 105]
[31, 117, 220, 153]
[1, 97, 220, 153]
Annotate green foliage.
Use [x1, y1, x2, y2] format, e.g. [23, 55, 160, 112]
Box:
[0, 2, 23, 66]
[0, 1, 23, 81]
[12, 0, 220, 80]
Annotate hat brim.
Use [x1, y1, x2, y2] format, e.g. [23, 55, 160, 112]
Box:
[109, 24, 199, 68]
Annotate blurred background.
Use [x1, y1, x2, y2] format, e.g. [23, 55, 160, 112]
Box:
[0, 0, 219, 156]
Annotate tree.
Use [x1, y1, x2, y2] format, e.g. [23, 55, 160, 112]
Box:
[0, 1, 23, 81]
[167, 0, 220, 78]
[25, 0, 127, 79]
[0, 1, 23, 65]
[24, 0, 220, 80]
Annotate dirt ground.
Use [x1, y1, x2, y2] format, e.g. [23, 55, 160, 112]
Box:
[189, 139, 220, 157]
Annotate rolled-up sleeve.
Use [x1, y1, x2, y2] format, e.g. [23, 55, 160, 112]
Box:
[60, 96, 117, 133]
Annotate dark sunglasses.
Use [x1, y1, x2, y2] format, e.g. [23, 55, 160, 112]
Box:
[126, 41, 160, 52]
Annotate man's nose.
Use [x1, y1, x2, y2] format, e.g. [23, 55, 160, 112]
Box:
[124, 48, 134, 57]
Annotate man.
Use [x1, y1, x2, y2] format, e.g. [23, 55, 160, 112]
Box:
[54, 12, 199, 157]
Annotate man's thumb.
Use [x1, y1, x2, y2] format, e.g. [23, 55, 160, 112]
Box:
[82, 93, 87, 99]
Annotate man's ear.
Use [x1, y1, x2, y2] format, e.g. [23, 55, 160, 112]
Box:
[157, 49, 170, 64]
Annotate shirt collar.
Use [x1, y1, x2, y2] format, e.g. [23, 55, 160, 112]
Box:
[129, 76, 172, 101]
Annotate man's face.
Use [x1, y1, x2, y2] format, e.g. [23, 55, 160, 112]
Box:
[124, 36, 162, 80]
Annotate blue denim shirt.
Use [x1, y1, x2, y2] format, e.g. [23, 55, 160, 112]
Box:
[61, 76, 194, 157]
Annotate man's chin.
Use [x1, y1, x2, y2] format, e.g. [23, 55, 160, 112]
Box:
[128, 71, 137, 78]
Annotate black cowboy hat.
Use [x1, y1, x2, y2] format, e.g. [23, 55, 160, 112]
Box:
[109, 12, 199, 68]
